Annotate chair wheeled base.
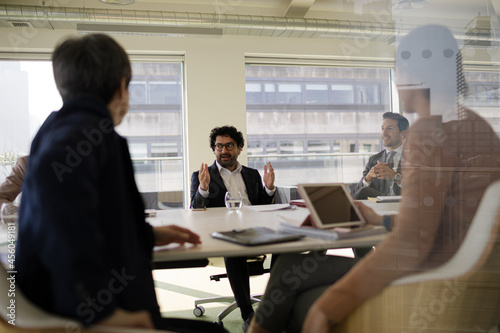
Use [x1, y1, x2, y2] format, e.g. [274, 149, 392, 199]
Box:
[193, 294, 262, 325]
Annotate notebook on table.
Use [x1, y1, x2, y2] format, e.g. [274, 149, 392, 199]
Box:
[367, 195, 402, 203]
[211, 227, 303, 246]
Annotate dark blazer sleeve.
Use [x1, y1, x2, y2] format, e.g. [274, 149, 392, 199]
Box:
[352, 154, 376, 195]
[189, 170, 202, 208]
[352, 151, 387, 195]
[190, 162, 227, 208]
[241, 166, 274, 205]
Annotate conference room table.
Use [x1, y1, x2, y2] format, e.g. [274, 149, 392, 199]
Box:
[0, 200, 400, 268]
[149, 201, 400, 266]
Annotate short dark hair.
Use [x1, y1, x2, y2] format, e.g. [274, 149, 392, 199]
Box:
[209, 126, 245, 150]
[52, 34, 131, 104]
[382, 112, 409, 132]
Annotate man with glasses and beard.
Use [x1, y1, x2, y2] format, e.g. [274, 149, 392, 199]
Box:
[190, 125, 275, 332]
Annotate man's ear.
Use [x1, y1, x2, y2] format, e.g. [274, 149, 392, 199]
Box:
[401, 129, 408, 139]
[109, 77, 128, 103]
[117, 77, 128, 99]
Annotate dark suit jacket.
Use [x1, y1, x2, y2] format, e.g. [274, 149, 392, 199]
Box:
[352, 149, 402, 196]
[16, 95, 161, 326]
[190, 161, 274, 208]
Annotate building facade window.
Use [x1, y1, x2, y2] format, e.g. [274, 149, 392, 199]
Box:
[0, 60, 185, 208]
[245, 65, 391, 185]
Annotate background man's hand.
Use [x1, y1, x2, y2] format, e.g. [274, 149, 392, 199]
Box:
[198, 163, 210, 191]
[263, 162, 275, 190]
[367, 161, 396, 181]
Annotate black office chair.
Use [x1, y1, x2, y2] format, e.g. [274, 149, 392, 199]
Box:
[193, 255, 270, 325]
[192, 187, 296, 325]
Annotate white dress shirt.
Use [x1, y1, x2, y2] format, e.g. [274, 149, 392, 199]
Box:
[198, 161, 275, 206]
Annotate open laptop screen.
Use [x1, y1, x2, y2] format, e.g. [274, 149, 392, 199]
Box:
[297, 183, 365, 229]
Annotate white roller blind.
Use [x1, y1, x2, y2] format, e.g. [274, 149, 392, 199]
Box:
[245, 54, 395, 69]
[245, 54, 500, 72]
[0, 52, 185, 62]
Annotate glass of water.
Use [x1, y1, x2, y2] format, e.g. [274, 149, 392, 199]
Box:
[1, 202, 19, 225]
[225, 191, 243, 211]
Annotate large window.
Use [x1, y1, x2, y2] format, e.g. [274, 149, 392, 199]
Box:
[245, 65, 500, 187]
[0, 60, 185, 207]
[463, 71, 500, 137]
[0, 61, 60, 158]
[245, 65, 392, 185]
[117, 62, 184, 205]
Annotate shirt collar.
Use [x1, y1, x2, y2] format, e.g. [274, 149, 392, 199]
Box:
[386, 142, 404, 155]
[216, 160, 242, 174]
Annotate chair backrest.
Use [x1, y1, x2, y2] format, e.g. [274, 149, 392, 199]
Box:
[392, 179, 500, 286]
[157, 191, 184, 209]
[0, 264, 174, 333]
[0, 264, 81, 330]
[274, 186, 300, 204]
[334, 180, 500, 333]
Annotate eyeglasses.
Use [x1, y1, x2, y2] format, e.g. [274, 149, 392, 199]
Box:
[214, 143, 237, 151]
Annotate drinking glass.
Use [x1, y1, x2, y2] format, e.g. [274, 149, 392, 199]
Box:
[1, 202, 19, 225]
[225, 191, 243, 211]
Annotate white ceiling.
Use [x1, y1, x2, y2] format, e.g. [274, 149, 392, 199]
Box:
[0, 0, 498, 39]
[0, 0, 497, 22]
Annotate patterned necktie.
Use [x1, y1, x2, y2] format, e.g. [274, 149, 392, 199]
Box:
[387, 151, 396, 170]
[388, 151, 400, 195]
[382, 151, 396, 195]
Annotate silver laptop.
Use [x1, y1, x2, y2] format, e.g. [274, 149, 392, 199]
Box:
[297, 183, 366, 229]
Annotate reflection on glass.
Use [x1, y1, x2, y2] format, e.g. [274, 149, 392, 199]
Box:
[129, 82, 147, 105]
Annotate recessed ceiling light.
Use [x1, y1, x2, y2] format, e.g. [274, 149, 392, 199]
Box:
[98, 0, 136, 5]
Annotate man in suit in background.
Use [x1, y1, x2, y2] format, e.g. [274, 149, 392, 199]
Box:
[0, 155, 28, 205]
[190, 125, 275, 331]
[351, 112, 409, 199]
